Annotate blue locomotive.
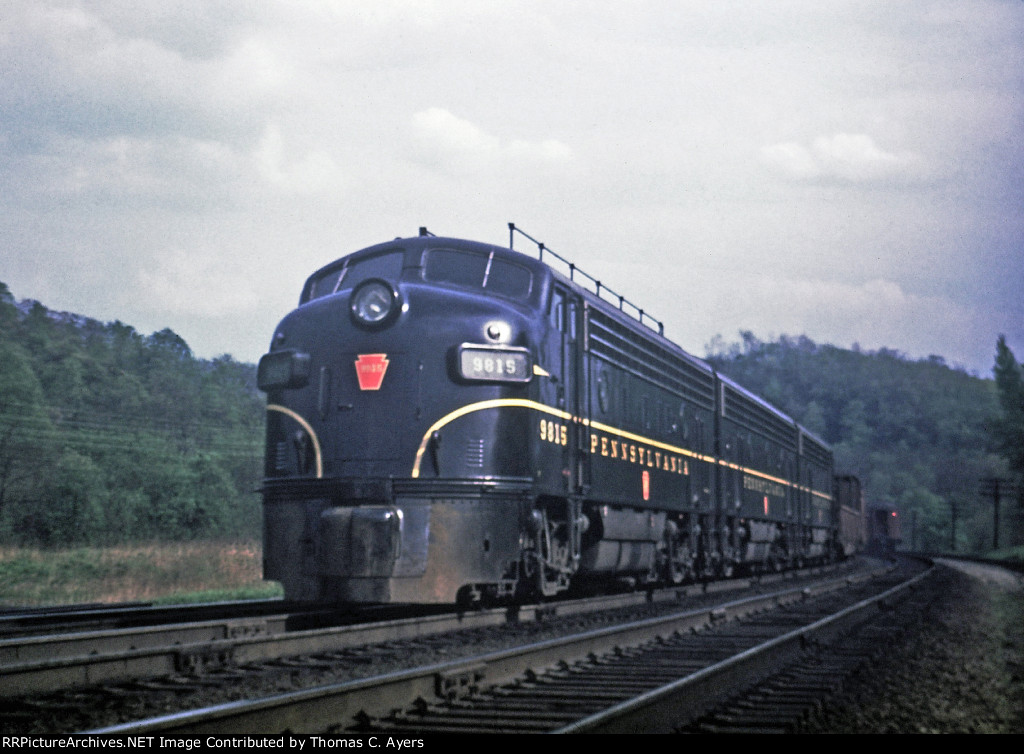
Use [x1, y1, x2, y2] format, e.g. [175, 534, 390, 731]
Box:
[258, 226, 859, 604]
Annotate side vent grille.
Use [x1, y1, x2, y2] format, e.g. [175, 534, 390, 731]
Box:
[465, 438, 486, 469]
[274, 441, 289, 472]
[588, 309, 715, 409]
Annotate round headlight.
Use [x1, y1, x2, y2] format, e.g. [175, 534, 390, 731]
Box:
[350, 279, 400, 329]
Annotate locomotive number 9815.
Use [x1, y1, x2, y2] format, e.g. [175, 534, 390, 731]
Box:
[259, 226, 863, 604]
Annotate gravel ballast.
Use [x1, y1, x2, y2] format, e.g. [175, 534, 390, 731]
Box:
[803, 559, 1024, 734]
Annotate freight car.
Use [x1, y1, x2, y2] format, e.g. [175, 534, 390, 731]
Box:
[834, 474, 868, 557]
[258, 226, 859, 604]
[865, 505, 902, 556]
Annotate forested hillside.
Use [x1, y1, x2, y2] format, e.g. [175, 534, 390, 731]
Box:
[706, 332, 1022, 553]
[0, 283, 264, 546]
[2, 279, 1019, 554]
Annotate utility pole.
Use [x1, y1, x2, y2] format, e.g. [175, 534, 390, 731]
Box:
[950, 503, 957, 552]
[994, 480, 1000, 550]
[979, 477, 1017, 551]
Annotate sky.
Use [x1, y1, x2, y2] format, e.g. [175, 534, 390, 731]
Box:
[2, 1, 1022, 377]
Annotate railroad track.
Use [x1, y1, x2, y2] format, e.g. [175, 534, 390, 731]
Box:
[0, 599, 294, 639]
[1, 561, 857, 703]
[75, 558, 922, 735]
[0, 601, 456, 698]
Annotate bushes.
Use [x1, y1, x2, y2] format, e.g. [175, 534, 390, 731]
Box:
[1, 427, 263, 547]
[0, 541, 277, 605]
[0, 282, 264, 547]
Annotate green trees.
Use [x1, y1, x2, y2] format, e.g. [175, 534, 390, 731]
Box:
[993, 336, 1024, 480]
[0, 283, 264, 546]
[3, 277, 1019, 554]
[0, 285, 57, 531]
[706, 332, 1017, 553]
[989, 337, 1024, 542]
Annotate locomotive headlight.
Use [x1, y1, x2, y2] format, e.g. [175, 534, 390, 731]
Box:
[350, 278, 401, 329]
[458, 344, 531, 383]
[257, 349, 311, 391]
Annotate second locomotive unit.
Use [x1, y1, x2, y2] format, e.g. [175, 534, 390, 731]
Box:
[258, 226, 853, 604]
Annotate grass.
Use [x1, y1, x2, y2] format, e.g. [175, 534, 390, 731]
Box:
[4, 540, 1018, 609]
[0, 541, 282, 607]
[983, 544, 1024, 566]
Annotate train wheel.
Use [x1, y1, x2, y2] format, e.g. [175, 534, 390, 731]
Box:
[665, 557, 686, 585]
[525, 506, 575, 598]
[662, 523, 690, 585]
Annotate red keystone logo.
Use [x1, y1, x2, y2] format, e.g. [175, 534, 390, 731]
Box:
[355, 354, 390, 391]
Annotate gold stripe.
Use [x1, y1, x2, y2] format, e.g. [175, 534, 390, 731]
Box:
[589, 417, 702, 459]
[587, 419, 830, 499]
[411, 399, 833, 500]
[411, 399, 572, 478]
[266, 404, 323, 479]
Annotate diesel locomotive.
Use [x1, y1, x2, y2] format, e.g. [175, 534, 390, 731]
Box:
[258, 226, 862, 604]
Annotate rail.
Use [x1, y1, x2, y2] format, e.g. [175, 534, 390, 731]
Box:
[414, 223, 666, 337]
[86, 563, 909, 734]
[0, 576, 763, 699]
[508, 223, 665, 336]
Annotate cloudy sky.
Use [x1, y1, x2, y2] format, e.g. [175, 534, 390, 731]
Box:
[2, 1, 1022, 377]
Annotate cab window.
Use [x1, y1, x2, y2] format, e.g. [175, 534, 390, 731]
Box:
[425, 249, 489, 288]
[424, 249, 533, 299]
[304, 250, 404, 303]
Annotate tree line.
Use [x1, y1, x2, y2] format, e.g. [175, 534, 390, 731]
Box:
[0, 283, 265, 546]
[1, 279, 1021, 554]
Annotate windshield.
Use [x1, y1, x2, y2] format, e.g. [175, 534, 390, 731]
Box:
[423, 248, 533, 299]
[304, 250, 404, 303]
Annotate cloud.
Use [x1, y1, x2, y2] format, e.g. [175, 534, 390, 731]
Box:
[760, 133, 925, 184]
[1, 4, 272, 146]
[409, 107, 571, 175]
[684, 273, 992, 374]
[5, 133, 249, 213]
[254, 123, 345, 195]
[137, 247, 261, 318]
[0, 1, 1020, 377]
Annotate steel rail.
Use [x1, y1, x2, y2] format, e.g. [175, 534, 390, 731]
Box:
[1, 562, 796, 699]
[0, 573, 751, 698]
[553, 565, 932, 733]
[1, 563, 848, 699]
[0, 599, 291, 638]
[86, 565, 892, 735]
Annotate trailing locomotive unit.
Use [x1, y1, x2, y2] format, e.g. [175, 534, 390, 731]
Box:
[258, 226, 841, 604]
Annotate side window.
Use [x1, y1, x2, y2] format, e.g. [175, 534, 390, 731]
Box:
[486, 258, 533, 298]
[309, 269, 343, 300]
